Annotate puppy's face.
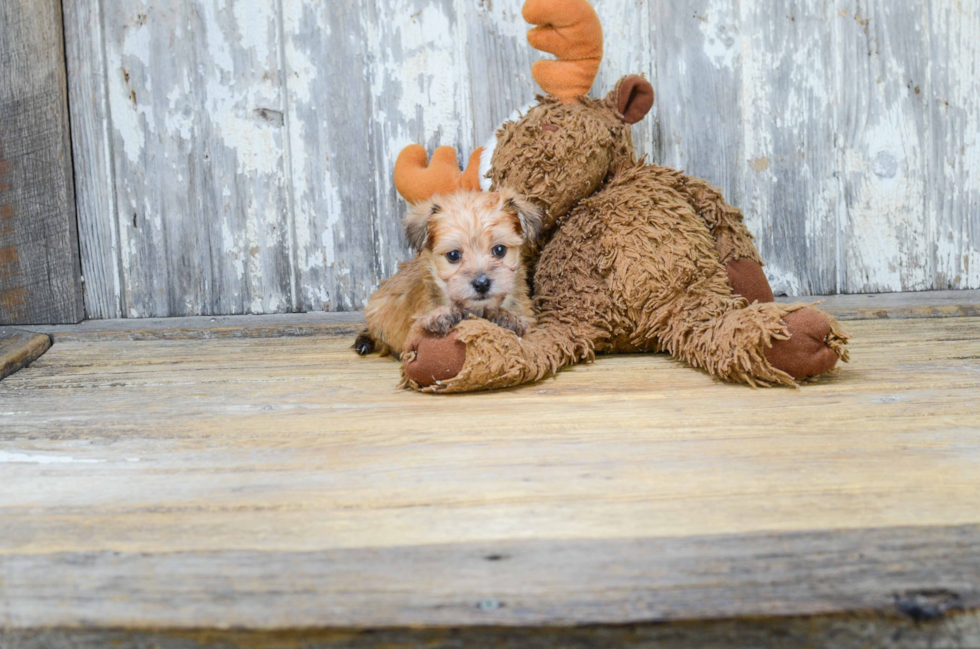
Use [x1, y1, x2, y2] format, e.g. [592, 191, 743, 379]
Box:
[404, 190, 541, 311]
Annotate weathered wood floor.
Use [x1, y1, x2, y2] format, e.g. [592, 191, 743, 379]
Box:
[2, 308, 980, 647]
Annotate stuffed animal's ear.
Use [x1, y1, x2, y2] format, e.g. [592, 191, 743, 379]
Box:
[501, 191, 543, 243]
[403, 199, 440, 251]
[609, 75, 654, 124]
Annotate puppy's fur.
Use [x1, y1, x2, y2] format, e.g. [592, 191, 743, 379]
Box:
[355, 189, 542, 357]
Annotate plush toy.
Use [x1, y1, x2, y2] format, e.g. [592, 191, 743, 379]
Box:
[391, 0, 849, 393]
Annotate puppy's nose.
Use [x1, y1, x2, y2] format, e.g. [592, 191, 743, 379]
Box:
[471, 275, 492, 295]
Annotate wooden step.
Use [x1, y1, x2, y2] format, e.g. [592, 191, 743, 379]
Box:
[1, 300, 979, 647]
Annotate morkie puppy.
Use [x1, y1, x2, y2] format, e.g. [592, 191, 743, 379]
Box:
[355, 189, 542, 357]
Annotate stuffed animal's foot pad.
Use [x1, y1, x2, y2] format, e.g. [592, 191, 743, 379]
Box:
[404, 330, 467, 387]
[765, 307, 842, 380]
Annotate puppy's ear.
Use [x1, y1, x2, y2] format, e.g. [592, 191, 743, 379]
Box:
[502, 191, 543, 243]
[403, 199, 441, 251]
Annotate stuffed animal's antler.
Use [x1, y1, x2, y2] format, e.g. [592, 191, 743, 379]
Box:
[394, 145, 484, 205]
[523, 0, 603, 102]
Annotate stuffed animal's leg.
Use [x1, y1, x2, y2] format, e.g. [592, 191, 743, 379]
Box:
[667, 169, 761, 264]
[594, 170, 847, 385]
[665, 174, 852, 368]
[647, 295, 849, 386]
[659, 171, 853, 369]
[657, 167, 775, 303]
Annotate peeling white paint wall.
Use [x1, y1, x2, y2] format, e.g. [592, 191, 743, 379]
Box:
[66, 0, 980, 318]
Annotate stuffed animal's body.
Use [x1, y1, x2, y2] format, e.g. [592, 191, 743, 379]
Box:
[392, 0, 849, 393]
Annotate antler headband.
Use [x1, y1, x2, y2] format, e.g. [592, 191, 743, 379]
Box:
[393, 145, 484, 205]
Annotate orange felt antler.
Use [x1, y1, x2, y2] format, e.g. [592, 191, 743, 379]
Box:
[394, 145, 484, 205]
[523, 0, 603, 102]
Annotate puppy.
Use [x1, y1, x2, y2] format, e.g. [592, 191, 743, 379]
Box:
[355, 189, 542, 358]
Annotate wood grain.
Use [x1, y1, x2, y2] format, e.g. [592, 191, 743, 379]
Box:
[27, 311, 366, 342]
[2, 527, 979, 630]
[837, 0, 932, 294]
[777, 289, 980, 321]
[282, 0, 378, 313]
[99, 0, 293, 318]
[652, 0, 741, 212]
[738, 0, 840, 296]
[928, 0, 980, 291]
[16, 289, 980, 342]
[63, 0, 122, 320]
[0, 317, 978, 631]
[0, 0, 84, 325]
[464, 0, 543, 155]
[0, 328, 51, 380]
[62, 0, 980, 317]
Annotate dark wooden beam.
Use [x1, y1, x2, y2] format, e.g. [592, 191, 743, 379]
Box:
[2, 610, 979, 649]
[0, 327, 50, 380]
[1, 526, 978, 634]
[0, 0, 84, 325]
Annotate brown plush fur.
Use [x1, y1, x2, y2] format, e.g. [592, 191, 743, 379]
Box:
[401, 75, 849, 393]
[358, 190, 540, 357]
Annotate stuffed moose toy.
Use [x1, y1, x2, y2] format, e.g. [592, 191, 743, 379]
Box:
[383, 0, 849, 393]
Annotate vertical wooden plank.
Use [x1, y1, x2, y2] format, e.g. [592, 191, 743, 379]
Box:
[63, 0, 123, 320]
[0, 0, 84, 324]
[738, 0, 839, 296]
[103, 2, 196, 318]
[837, 0, 932, 293]
[284, 0, 473, 312]
[928, 0, 980, 290]
[594, 0, 656, 160]
[367, 0, 474, 291]
[650, 0, 743, 206]
[281, 0, 375, 312]
[367, 0, 474, 292]
[102, 1, 292, 317]
[61, 0, 980, 315]
[464, 0, 539, 146]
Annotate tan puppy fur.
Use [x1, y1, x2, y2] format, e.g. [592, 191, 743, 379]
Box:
[355, 189, 542, 358]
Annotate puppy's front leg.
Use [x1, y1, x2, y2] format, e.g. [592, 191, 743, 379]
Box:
[417, 306, 465, 338]
[490, 310, 533, 337]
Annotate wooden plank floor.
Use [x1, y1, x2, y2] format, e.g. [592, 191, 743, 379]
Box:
[1, 315, 980, 644]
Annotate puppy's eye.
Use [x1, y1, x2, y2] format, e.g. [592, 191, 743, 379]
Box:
[491, 245, 507, 258]
[445, 250, 462, 263]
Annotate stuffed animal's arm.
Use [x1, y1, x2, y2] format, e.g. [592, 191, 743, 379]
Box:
[401, 317, 597, 393]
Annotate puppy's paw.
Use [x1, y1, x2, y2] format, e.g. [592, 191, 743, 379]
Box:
[419, 307, 463, 338]
[353, 332, 375, 356]
[493, 311, 533, 337]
